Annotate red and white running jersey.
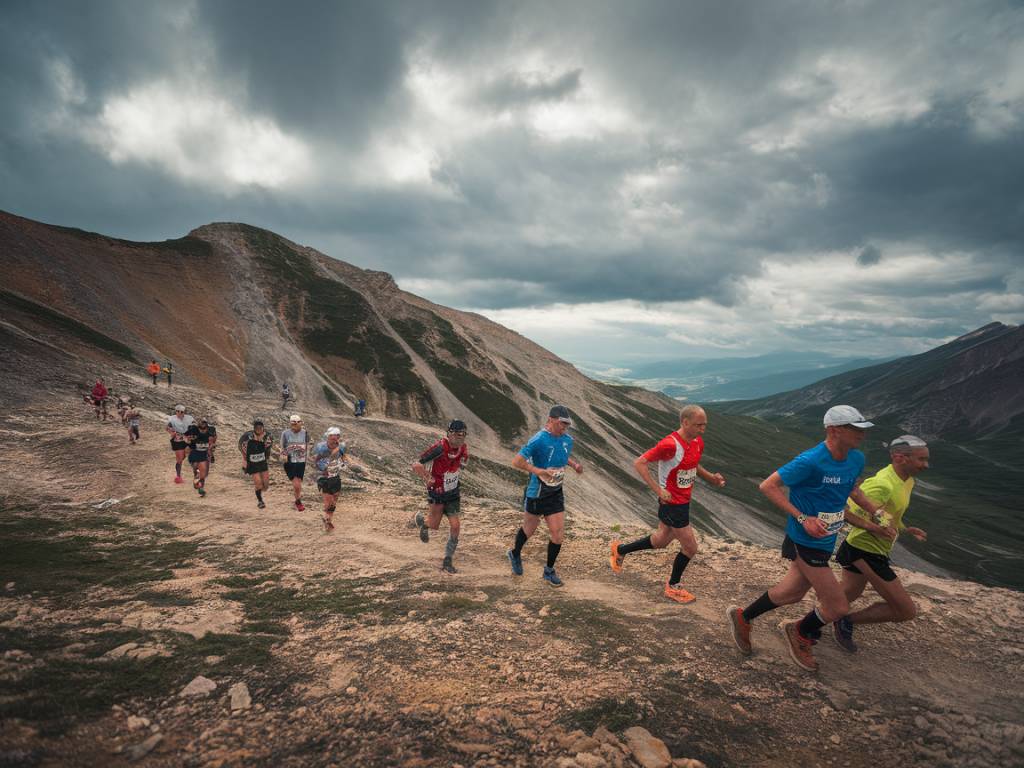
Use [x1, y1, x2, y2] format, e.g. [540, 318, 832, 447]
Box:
[641, 432, 704, 505]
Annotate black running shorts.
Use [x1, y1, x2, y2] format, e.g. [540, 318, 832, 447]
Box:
[523, 488, 565, 516]
[170, 438, 187, 451]
[657, 502, 690, 529]
[427, 493, 461, 517]
[836, 540, 897, 582]
[245, 461, 269, 475]
[284, 462, 306, 480]
[317, 476, 342, 495]
[781, 535, 832, 568]
[188, 451, 210, 465]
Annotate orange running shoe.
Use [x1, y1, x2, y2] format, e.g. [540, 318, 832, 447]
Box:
[664, 582, 696, 604]
[781, 620, 818, 671]
[609, 540, 624, 573]
[727, 605, 752, 655]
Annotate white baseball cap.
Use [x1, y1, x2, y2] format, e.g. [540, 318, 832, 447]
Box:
[289, 414, 302, 423]
[823, 405, 874, 428]
[326, 427, 342, 437]
[175, 405, 185, 413]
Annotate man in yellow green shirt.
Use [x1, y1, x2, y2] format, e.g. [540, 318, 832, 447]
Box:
[832, 435, 930, 652]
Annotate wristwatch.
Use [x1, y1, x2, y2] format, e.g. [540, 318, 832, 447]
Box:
[796, 513, 807, 524]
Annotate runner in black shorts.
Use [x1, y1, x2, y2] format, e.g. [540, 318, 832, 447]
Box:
[166, 405, 194, 484]
[726, 405, 883, 672]
[508, 406, 583, 587]
[281, 415, 309, 511]
[609, 405, 725, 603]
[239, 419, 273, 509]
[185, 418, 217, 497]
[126, 405, 141, 445]
[412, 420, 469, 574]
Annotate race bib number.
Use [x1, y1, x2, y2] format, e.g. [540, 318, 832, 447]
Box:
[818, 510, 845, 533]
[288, 446, 306, 463]
[676, 468, 697, 489]
[326, 457, 346, 478]
[443, 471, 460, 492]
[250, 452, 266, 463]
[544, 469, 565, 488]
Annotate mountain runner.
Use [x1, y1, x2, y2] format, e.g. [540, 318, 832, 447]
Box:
[281, 383, 291, 410]
[239, 419, 273, 509]
[126, 405, 141, 444]
[412, 419, 469, 574]
[166, 405, 194, 484]
[163, 362, 174, 387]
[727, 405, 883, 672]
[831, 435, 930, 652]
[185, 418, 217, 497]
[281, 415, 309, 512]
[312, 427, 347, 531]
[116, 394, 131, 425]
[507, 405, 583, 587]
[609, 405, 726, 603]
[91, 379, 109, 420]
[147, 360, 161, 385]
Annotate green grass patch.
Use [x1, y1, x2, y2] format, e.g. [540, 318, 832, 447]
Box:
[0, 289, 137, 363]
[221, 576, 388, 624]
[322, 384, 341, 406]
[559, 696, 646, 733]
[506, 370, 537, 398]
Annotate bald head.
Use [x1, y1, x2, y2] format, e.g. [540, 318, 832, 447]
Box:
[679, 405, 708, 440]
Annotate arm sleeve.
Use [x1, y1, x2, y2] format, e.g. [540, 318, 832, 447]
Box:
[418, 442, 444, 465]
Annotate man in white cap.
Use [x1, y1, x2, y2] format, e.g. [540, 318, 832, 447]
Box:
[311, 428, 365, 530]
[166, 405, 194, 484]
[831, 435, 930, 652]
[726, 405, 885, 672]
[280, 414, 309, 512]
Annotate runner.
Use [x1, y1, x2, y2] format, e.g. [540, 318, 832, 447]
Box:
[280, 415, 309, 511]
[126, 404, 141, 445]
[831, 435, 930, 652]
[147, 360, 161, 385]
[116, 394, 131, 425]
[184, 417, 217, 497]
[166, 405, 194, 484]
[609, 405, 726, 603]
[239, 419, 273, 509]
[312, 427, 348, 531]
[412, 419, 469, 574]
[163, 362, 174, 387]
[507, 405, 583, 587]
[281, 383, 292, 410]
[91, 379, 109, 420]
[726, 405, 884, 672]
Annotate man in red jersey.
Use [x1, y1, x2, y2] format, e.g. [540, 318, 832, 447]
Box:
[412, 420, 469, 574]
[609, 405, 726, 603]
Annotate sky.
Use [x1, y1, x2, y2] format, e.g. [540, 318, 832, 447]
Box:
[2, 1, 1022, 374]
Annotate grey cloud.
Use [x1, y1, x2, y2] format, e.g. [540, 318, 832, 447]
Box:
[857, 245, 882, 266]
[475, 68, 582, 111]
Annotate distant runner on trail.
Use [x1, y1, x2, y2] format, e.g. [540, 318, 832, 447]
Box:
[281, 383, 291, 410]
[239, 419, 273, 509]
[166, 405, 194, 484]
[831, 435, 931, 652]
[91, 379, 109, 420]
[280, 415, 309, 512]
[507, 405, 583, 587]
[163, 362, 174, 387]
[727, 405, 883, 672]
[126, 405, 141, 445]
[609, 405, 726, 603]
[312, 427, 349, 531]
[185, 418, 217, 497]
[147, 360, 161, 385]
[412, 419, 469, 574]
[116, 394, 131, 425]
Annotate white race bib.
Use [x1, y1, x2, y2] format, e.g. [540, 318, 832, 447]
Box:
[443, 470, 460, 492]
[250, 452, 266, 463]
[676, 467, 697, 489]
[818, 510, 845, 533]
[545, 469, 565, 488]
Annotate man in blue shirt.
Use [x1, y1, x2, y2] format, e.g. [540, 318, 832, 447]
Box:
[507, 405, 583, 587]
[726, 405, 884, 671]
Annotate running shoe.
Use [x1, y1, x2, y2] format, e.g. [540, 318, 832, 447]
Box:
[609, 540, 624, 574]
[727, 605, 752, 655]
[419, 524, 430, 543]
[507, 549, 524, 577]
[197, 487, 206, 498]
[174, 476, 183, 484]
[193, 476, 201, 490]
[664, 582, 696, 604]
[543, 566, 563, 588]
[781, 621, 818, 671]
[295, 500, 305, 512]
[257, 500, 266, 509]
[832, 617, 858, 653]
[441, 558, 458, 574]
[322, 515, 334, 532]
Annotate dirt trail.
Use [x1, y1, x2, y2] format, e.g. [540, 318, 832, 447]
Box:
[2, 382, 1023, 767]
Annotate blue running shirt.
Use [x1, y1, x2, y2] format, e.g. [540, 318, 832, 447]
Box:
[778, 441, 865, 551]
[519, 429, 574, 499]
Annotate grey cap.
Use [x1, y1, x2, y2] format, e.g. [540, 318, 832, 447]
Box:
[823, 405, 874, 428]
[549, 405, 573, 426]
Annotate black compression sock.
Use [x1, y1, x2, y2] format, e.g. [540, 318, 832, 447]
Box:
[618, 535, 654, 556]
[546, 541, 562, 568]
[256, 490, 263, 502]
[669, 552, 690, 585]
[513, 527, 529, 556]
[798, 608, 827, 638]
[175, 462, 182, 476]
[742, 592, 778, 623]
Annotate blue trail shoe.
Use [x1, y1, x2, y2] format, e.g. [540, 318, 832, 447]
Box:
[543, 565, 563, 588]
[507, 549, 524, 577]
[833, 617, 858, 653]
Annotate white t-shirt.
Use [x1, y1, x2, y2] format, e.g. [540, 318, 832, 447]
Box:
[167, 414, 194, 437]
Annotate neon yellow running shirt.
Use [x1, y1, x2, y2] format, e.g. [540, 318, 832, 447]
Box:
[846, 464, 915, 556]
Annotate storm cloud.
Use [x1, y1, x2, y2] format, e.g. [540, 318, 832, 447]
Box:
[1, 0, 1021, 366]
